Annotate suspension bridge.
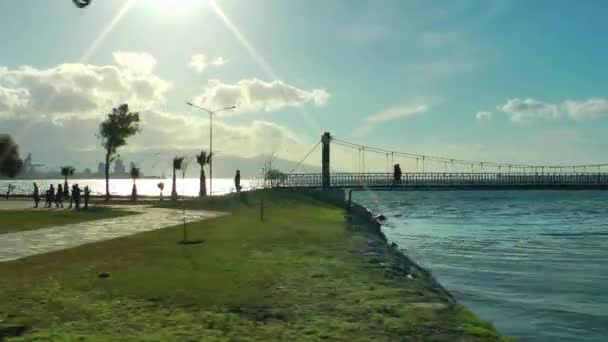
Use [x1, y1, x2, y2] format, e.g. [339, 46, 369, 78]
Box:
[262, 132, 608, 190]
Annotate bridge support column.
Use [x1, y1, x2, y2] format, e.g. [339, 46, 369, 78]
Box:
[322, 132, 331, 189]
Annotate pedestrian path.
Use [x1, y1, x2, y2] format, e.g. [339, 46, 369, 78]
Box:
[0, 204, 226, 262]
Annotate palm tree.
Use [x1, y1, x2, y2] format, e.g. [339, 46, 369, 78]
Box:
[130, 166, 140, 201]
[171, 157, 184, 201]
[60, 166, 75, 197]
[195, 151, 212, 197]
[99, 104, 141, 201]
[0, 135, 23, 178]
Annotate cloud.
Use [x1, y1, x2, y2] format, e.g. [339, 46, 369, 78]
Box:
[191, 78, 330, 115]
[112, 51, 157, 74]
[353, 102, 431, 138]
[211, 57, 229, 66]
[497, 98, 560, 122]
[564, 98, 608, 119]
[188, 54, 229, 73]
[475, 111, 492, 120]
[365, 104, 427, 123]
[497, 97, 608, 122]
[0, 52, 172, 120]
[133, 110, 303, 157]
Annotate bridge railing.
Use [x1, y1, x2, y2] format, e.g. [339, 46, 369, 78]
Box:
[259, 172, 608, 188]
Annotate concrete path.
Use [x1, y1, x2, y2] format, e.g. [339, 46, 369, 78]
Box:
[0, 202, 226, 262]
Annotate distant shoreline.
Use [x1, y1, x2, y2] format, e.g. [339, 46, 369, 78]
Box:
[0, 176, 162, 180]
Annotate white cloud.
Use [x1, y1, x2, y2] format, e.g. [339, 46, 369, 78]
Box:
[188, 54, 209, 73]
[133, 110, 303, 157]
[211, 57, 229, 66]
[353, 102, 431, 138]
[0, 52, 172, 120]
[564, 98, 608, 119]
[475, 111, 492, 120]
[365, 104, 427, 123]
[498, 98, 560, 122]
[112, 51, 157, 74]
[188, 54, 229, 73]
[497, 97, 608, 122]
[191, 79, 330, 115]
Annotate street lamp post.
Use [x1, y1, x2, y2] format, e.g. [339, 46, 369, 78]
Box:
[186, 102, 236, 196]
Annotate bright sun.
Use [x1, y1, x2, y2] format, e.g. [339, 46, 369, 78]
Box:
[154, 0, 194, 10]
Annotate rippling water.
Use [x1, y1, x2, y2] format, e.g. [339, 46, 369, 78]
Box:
[0, 178, 253, 197]
[355, 190, 608, 342]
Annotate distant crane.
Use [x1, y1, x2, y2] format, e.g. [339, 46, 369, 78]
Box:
[23, 154, 45, 175]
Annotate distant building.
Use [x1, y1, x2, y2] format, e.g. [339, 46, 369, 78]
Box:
[83, 168, 92, 176]
[114, 158, 127, 176]
[97, 162, 105, 175]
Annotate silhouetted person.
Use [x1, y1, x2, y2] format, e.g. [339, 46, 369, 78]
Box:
[32, 183, 40, 208]
[234, 169, 241, 193]
[56, 184, 64, 208]
[393, 164, 402, 185]
[5, 184, 15, 199]
[73, 184, 82, 209]
[45, 184, 55, 208]
[69, 184, 77, 208]
[83, 186, 90, 210]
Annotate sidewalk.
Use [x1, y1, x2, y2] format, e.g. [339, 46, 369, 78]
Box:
[0, 203, 226, 262]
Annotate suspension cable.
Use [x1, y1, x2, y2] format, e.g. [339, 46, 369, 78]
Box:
[289, 141, 321, 173]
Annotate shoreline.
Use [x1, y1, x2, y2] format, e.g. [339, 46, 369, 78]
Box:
[347, 199, 458, 304]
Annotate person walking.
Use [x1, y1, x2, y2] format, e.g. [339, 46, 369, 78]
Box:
[234, 169, 241, 193]
[73, 184, 82, 209]
[46, 184, 55, 208]
[83, 186, 90, 210]
[393, 164, 402, 185]
[32, 182, 40, 208]
[56, 184, 64, 208]
[69, 184, 77, 208]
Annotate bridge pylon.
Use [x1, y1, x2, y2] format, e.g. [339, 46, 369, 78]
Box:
[322, 132, 331, 189]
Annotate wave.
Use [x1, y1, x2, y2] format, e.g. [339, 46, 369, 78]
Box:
[540, 232, 608, 237]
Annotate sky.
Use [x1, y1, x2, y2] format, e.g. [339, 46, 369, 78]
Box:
[1, 0, 608, 176]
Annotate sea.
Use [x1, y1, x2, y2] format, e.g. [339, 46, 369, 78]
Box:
[0, 178, 253, 197]
[355, 190, 608, 342]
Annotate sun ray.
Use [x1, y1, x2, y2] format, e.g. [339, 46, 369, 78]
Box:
[79, 0, 137, 63]
[208, 0, 322, 139]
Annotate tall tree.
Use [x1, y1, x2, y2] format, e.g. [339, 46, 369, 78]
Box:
[171, 157, 184, 201]
[60, 166, 75, 197]
[99, 104, 140, 200]
[0, 135, 23, 178]
[195, 151, 212, 197]
[130, 166, 140, 201]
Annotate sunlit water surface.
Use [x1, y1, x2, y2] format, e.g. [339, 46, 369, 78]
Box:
[1, 178, 253, 197]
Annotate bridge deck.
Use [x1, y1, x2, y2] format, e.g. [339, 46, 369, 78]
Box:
[261, 172, 608, 189]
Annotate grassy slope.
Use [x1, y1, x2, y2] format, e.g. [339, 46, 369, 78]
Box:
[0, 191, 510, 341]
[0, 209, 136, 235]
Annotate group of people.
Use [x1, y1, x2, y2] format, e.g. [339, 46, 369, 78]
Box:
[32, 182, 90, 209]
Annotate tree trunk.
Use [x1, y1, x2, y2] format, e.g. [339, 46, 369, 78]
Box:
[105, 151, 111, 201]
[171, 166, 177, 200]
[199, 168, 207, 197]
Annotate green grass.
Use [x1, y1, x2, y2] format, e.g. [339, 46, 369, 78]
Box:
[0, 190, 511, 341]
[0, 208, 137, 235]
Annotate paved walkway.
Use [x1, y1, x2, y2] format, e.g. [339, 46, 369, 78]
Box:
[0, 201, 226, 262]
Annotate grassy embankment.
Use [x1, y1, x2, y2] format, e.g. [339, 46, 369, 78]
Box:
[0, 208, 136, 235]
[0, 190, 510, 341]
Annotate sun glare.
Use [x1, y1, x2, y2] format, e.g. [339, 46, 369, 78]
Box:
[154, 0, 194, 10]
